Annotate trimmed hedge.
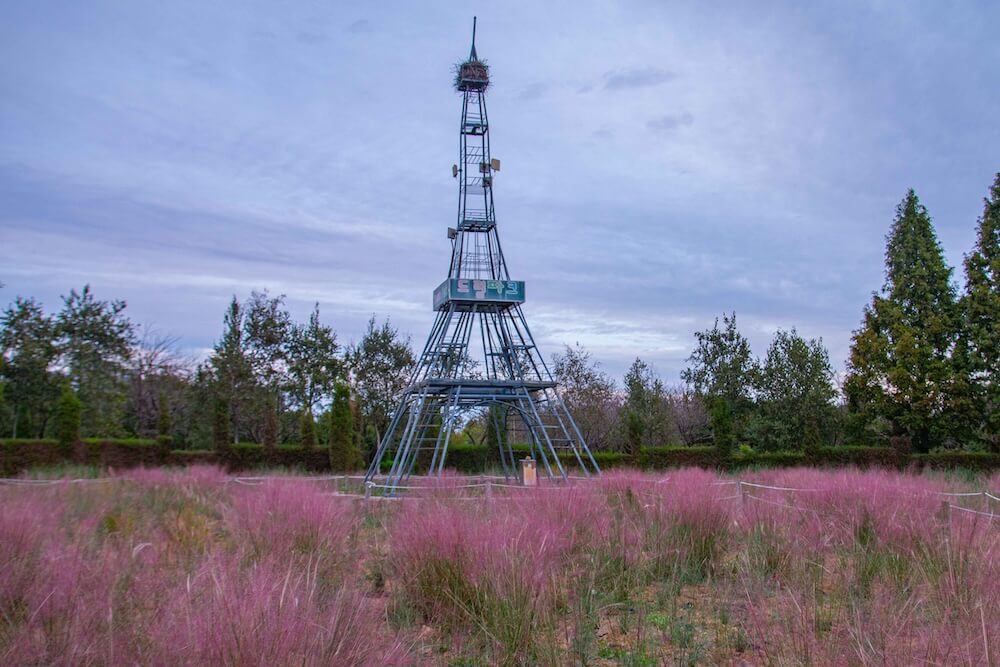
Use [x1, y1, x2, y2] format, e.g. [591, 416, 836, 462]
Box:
[2, 439, 72, 476]
[639, 446, 723, 469]
[912, 451, 1000, 472]
[730, 450, 806, 469]
[1, 438, 997, 476]
[221, 443, 331, 472]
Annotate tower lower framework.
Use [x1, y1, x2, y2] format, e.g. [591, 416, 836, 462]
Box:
[365, 302, 600, 492]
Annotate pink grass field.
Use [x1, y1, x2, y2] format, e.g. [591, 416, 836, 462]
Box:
[1, 466, 997, 665]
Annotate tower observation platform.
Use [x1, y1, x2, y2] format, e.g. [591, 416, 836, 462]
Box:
[365, 19, 600, 491]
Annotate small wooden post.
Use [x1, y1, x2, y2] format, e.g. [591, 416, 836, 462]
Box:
[521, 458, 537, 487]
[737, 480, 745, 507]
[939, 500, 951, 542]
[485, 479, 493, 502]
[364, 481, 373, 511]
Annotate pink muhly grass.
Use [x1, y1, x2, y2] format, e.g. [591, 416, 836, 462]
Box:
[154, 554, 409, 666]
[227, 479, 358, 563]
[123, 463, 230, 488]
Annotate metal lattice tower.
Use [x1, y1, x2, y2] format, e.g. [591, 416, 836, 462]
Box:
[366, 19, 599, 491]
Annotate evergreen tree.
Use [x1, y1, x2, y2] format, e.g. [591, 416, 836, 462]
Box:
[362, 423, 379, 466]
[0, 297, 60, 438]
[156, 389, 172, 437]
[960, 173, 1000, 450]
[845, 190, 959, 452]
[329, 383, 359, 470]
[621, 357, 670, 452]
[212, 396, 230, 451]
[299, 409, 317, 448]
[53, 381, 81, 446]
[210, 297, 252, 444]
[156, 388, 172, 450]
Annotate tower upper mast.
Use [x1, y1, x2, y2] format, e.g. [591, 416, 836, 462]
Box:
[446, 16, 509, 287]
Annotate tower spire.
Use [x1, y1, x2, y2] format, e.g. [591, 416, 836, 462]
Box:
[469, 16, 478, 61]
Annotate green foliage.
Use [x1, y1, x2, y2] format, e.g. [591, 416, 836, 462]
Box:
[362, 423, 379, 466]
[845, 191, 961, 452]
[710, 399, 736, 455]
[53, 382, 82, 446]
[750, 329, 836, 452]
[56, 285, 134, 438]
[299, 409, 317, 448]
[348, 316, 415, 440]
[622, 357, 671, 452]
[682, 313, 754, 438]
[156, 389, 171, 437]
[209, 297, 253, 442]
[483, 404, 508, 464]
[329, 383, 360, 471]
[959, 173, 1000, 451]
[212, 396, 230, 451]
[624, 406, 643, 457]
[802, 413, 822, 455]
[639, 446, 722, 469]
[1, 297, 60, 438]
[913, 450, 1000, 471]
[1, 437, 994, 476]
[285, 303, 342, 413]
[261, 392, 278, 449]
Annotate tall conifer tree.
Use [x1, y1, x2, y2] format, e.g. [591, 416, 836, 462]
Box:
[845, 190, 959, 452]
[329, 383, 359, 471]
[960, 174, 1000, 450]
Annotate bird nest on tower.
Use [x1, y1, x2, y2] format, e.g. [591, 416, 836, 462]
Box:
[454, 59, 490, 92]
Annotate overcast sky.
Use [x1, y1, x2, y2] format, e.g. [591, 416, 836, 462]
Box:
[2, 1, 998, 383]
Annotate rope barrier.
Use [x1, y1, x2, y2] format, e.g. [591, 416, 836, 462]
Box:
[739, 481, 820, 493]
[744, 492, 821, 515]
[948, 504, 996, 520]
[2, 474, 997, 522]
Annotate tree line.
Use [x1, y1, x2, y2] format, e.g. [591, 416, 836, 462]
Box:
[542, 174, 1000, 456]
[1, 175, 997, 458]
[0, 287, 416, 467]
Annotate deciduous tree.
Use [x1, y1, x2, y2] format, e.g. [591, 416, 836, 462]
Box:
[56, 286, 134, 437]
[749, 329, 836, 451]
[348, 316, 415, 444]
[552, 344, 619, 450]
[681, 312, 755, 436]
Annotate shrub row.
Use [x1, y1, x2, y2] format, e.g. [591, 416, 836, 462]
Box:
[1, 439, 998, 476]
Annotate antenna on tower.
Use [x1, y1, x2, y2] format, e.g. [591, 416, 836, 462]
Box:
[470, 16, 478, 61]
